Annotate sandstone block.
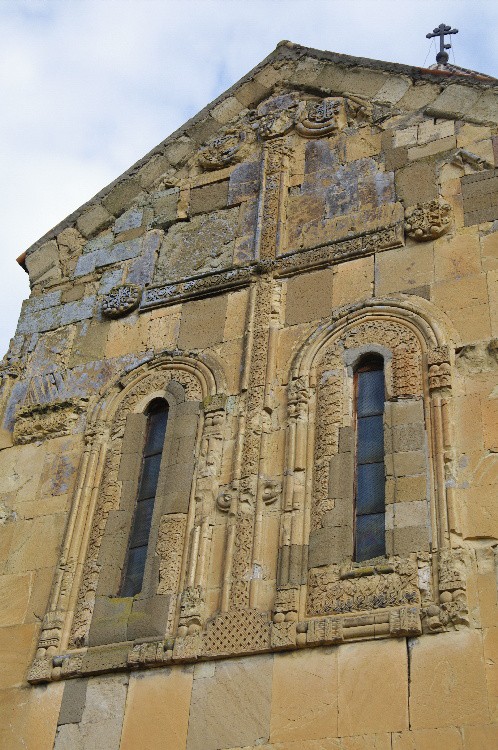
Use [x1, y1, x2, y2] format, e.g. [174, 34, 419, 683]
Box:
[395, 162, 437, 205]
[120, 667, 193, 750]
[114, 207, 143, 235]
[390, 525, 430, 555]
[483, 626, 498, 721]
[375, 243, 434, 296]
[308, 525, 353, 567]
[285, 268, 334, 325]
[332, 256, 373, 308]
[76, 205, 112, 238]
[186, 654, 272, 750]
[0, 623, 37, 689]
[102, 179, 141, 217]
[210, 95, 246, 125]
[462, 723, 498, 749]
[270, 647, 338, 742]
[338, 638, 409, 735]
[409, 629, 489, 728]
[0, 683, 64, 750]
[394, 126, 418, 148]
[235, 79, 269, 107]
[480, 229, 498, 272]
[190, 180, 229, 216]
[178, 295, 228, 350]
[164, 136, 194, 166]
[136, 154, 172, 189]
[58, 678, 89, 725]
[25, 241, 61, 286]
[376, 76, 411, 105]
[434, 231, 481, 281]
[0, 572, 31, 627]
[6, 513, 66, 574]
[426, 84, 481, 120]
[393, 727, 463, 750]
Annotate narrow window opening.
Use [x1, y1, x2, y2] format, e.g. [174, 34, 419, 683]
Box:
[120, 399, 169, 597]
[354, 356, 386, 562]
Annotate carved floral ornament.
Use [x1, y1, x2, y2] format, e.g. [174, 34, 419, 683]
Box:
[101, 284, 142, 318]
[404, 200, 452, 242]
[196, 92, 380, 170]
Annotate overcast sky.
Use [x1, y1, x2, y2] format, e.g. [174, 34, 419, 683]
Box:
[1, 0, 497, 358]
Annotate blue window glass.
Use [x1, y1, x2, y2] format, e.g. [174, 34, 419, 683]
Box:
[355, 360, 386, 562]
[121, 399, 168, 597]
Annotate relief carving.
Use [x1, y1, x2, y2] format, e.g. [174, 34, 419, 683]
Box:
[198, 129, 248, 170]
[296, 97, 347, 138]
[156, 514, 187, 594]
[14, 398, 87, 444]
[428, 345, 452, 391]
[404, 200, 452, 242]
[270, 621, 297, 649]
[101, 284, 142, 318]
[254, 93, 300, 139]
[307, 559, 419, 617]
[389, 606, 422, 636]
[306, 617, 344, 645]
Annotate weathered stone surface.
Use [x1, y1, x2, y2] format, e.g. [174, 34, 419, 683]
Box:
[178, 294, 228, 350]
[186, 655, 272, 750]
[409, 630, 490, 728]
[154, 207, 239, 284]
[120, 667, 193, 750]
[270, 648, 338, 742]
[0, 572, 31, 627]
[338, 638, 409, 735]
[285, 269, 334, 325]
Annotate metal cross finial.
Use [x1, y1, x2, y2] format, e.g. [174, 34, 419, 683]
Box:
[426, 23, 458, 65]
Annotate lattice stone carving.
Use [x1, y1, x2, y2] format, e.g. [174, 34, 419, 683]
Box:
[203, 609, 271, 657]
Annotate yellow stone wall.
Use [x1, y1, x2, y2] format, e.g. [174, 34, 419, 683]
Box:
[1, 42, 497, 749]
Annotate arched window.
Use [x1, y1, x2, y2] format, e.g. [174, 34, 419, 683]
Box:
[354, 356, 386, 562]
[120, 398, 169, 597]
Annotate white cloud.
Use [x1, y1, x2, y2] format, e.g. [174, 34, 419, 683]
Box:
[1, 0, 497, 356]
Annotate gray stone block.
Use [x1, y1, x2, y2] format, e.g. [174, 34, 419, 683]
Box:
[88, 596, 133, 647]
[58, 678, 89, 725]
[114, 207, 143, 235]
[328, 452, 354, 500]
[95, 238, 142, 268]
[308, 525, 353, 568]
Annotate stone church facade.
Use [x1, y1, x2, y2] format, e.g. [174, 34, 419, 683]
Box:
[1, 41, 497, 749]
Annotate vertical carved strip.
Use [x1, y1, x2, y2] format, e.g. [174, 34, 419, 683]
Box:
[428, 345, 453, 549]
[256, 140, 290, 260]
[229, 278, 273, 609]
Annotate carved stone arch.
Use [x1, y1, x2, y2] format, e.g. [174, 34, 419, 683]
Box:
[29, 353, 228, 679]
[276, 297, 464, 636]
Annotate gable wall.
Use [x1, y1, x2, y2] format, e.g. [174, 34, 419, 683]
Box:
[1, 48, 498, 749]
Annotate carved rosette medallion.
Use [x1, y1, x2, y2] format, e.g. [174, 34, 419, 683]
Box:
[404, 200, 452, 242]
[101, 284, 142, 318]
[198, 129, 247, 170]
[296, 97, 347, 138]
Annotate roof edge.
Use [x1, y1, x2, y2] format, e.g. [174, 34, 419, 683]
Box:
[21, 40, 497, 259]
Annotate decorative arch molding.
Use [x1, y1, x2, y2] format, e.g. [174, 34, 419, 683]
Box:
[274, 296, 468, 640]
[29, 352, 228, 682]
